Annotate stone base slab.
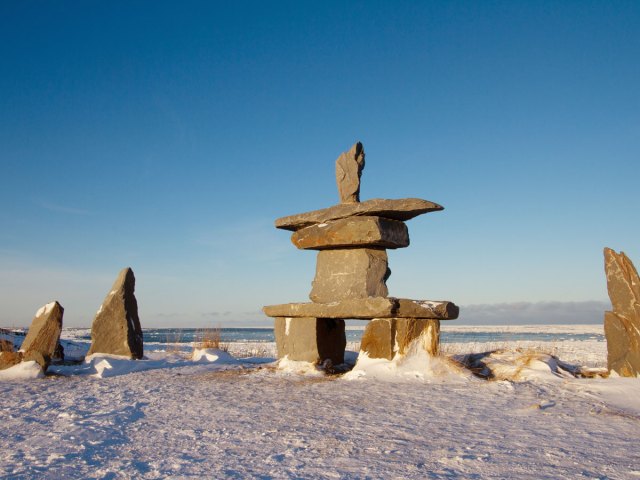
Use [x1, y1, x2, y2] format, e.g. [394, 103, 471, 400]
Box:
[274, 317, 346, 364]
[360, 318, 440, 360]
[264, 297, 458, 320]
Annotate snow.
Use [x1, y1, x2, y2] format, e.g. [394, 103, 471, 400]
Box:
[0, 360, 44, 380]
[35, 301, 56, 317]
[1, 325, 640, 478]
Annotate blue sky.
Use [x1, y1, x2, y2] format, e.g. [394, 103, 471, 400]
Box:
[1, 1, 638, 327]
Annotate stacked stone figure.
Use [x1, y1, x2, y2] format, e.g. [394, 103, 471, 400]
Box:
[263, 142, 459, 365]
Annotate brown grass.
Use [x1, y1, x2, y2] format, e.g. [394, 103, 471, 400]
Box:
[193, 326, 229, 352]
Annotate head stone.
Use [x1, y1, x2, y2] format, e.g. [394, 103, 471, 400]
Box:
[335, 142, 365, 203]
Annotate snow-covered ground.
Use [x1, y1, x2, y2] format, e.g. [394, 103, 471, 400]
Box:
[1, 325, 639, 479]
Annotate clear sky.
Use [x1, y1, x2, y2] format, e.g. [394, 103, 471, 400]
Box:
[1, 1, 639, 327]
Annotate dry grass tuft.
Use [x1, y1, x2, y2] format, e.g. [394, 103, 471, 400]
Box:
[194, 326, 229, 352]
[165, 330, 189, 357]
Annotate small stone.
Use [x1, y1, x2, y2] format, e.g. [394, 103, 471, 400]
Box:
[274, 317, 346, 364]
[291, 216, 409, 250]
[310, 248, 390, 303]
[87, 267, 143, 359]
[360, 318, 440, 360]
[603, 248, 640, 376]
[275, 198, 443, 231]
[19, 301, 64, 370]
[336, 142, 365, 203]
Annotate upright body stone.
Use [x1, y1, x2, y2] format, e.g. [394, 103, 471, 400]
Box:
[603, 248, 640, 376]
[87, 267, 143, 359]
[310, 249, 389, 303]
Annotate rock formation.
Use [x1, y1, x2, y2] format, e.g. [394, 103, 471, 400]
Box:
[263, 142, 458, 366]
[0, 301, 64, 372]
[603, 247, 640, 376]
[336, 142, 365, 203]
[87, 267, 143, 359]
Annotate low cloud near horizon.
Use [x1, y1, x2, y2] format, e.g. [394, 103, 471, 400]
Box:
[457, 301, 610, 325]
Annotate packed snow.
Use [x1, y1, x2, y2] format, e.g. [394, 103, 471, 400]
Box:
[1, 325, 639, 479]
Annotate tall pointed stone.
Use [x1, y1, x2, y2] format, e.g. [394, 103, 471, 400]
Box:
[603, 248, 640, 376]
[87, 267, 143, 359]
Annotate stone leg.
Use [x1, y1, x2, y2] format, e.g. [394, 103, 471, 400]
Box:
[360, 318, 440, 360]
[274, 317, 346, 365]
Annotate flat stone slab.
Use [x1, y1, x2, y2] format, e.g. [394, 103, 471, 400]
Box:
[275, 198, 443, 231]
[263, 297, 458, 320]
[291, 216, 409, 250]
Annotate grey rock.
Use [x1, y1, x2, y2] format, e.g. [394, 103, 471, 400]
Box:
[291, 216, 409, 250]
[275, 198, 443, 232]
[360, 318, 440, 360]
[604, 248, 640, 376]
[263, 297, 459, 320]
[336, 142, 365, 203]
[274, 317, 346, 364]
[87, 267, 143, 359]
[310, 249, 389, 303]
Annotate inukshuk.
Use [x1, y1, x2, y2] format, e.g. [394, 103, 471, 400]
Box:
[263, 142, 459, 365]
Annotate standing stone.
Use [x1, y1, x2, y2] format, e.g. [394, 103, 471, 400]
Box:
[603, 248, 640, 376]
[87, 267, 143, 359]
[336, 142, 365, 203]
[310, 249, 390, 303]
[360, 318, 440, 360]
[274, 317, 346, 364]
[20, 301, 64, 370]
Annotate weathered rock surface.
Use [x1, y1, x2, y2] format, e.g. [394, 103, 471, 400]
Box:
[603, 248, 640, 376]
[274, 317, 346, 364]
[291, 216, 409, 250]
[310, 249, 389, 303]
[336, 142, 365, 203]
[263, 297, 459, 320]
[0, 350, 23, 370]
[275, 198, 443, 231]
[19, 301, 64, 370]
[87, 267, 143, 359]
[360, 318, 440, 360]
[0, 339, 14, 352]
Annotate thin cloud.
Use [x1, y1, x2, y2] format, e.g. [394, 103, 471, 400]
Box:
[459, 301, 610, 325]
[39, 201, 91, 215]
